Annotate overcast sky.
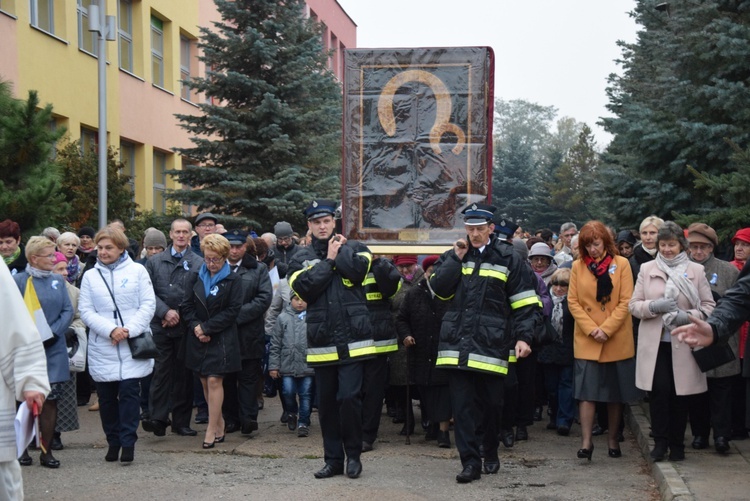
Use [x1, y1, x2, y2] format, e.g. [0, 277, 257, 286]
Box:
[336, 0, 638, 147]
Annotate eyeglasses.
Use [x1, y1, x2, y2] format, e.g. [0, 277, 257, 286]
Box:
[35, 253, 56, 259]
[204, 257, 225, 264]
[197, 223, 216, 229]
[550, 281, 569, 287]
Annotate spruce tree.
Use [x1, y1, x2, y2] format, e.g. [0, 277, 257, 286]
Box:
[600, 0, 750, 228]
[0, 84, 67, 235]
[549, 124, 601, 223]
[171, 0, 341, 232]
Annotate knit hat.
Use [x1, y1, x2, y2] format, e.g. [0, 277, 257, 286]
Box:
[274, 221, 294, 238]
[687, 223, 718, 248]
[78, 226, 96, 239]
[393, 255, 418, 266]
[143, 227, 167, 249]
[732, 227, 750, 245]
[52, 252, 68, 266]
[528, 242, 553, 259]
[421, 255, 440, 271]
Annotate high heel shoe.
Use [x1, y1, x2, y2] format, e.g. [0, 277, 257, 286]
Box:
[577, 443, 594, 461]
[202, 441, 215, 449]
[608, 448, 622, 458]
[214, 435, 225, 443]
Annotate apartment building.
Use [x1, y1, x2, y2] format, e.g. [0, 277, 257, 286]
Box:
[0, 0, 355, 213]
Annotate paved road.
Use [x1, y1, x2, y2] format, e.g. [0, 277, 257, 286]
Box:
[22, 394, 659, 501]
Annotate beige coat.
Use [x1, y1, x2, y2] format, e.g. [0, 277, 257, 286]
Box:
[629, 260, 715, 395]
[568, 255, 635, 362]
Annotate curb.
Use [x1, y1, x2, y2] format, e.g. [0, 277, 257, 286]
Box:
[625, 403, 693, 501]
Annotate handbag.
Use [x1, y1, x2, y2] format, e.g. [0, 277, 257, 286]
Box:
[691, 343, 735, 373]
[97, 270, 158, 360]
[65, 326, 87, 372]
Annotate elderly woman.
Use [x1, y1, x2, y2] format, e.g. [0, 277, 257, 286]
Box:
[79, 227, 156, 464]
[13, 237, 74, 468]
[181, 234, 243, 449]
[568, 220, 640, 461]
[630, 221, 715, 462]
[0, 219, 26, 275]
[685, 223, 741, 453]
[529, 242, 558, 285]
[56, 232, 82, 285]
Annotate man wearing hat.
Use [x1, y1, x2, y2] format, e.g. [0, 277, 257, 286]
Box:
[430, 203, 541, 483]
[191, 213, 219, 257]
[142, 218, 204, 437]
[274, 221, 301, 266]
[221, 230, 273, 435]
[686, 223, 741, 452]
[288, 199, 375, 479]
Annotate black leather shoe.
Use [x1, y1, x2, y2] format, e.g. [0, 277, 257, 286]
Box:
[715, 436, 730, 453]
[608, 448, 622, 458]
[577, 443, 594, 461]
[515, 425, 528, 441]
[173, 427, 198, 436]
[50, 434, 64, 451]
[362, 441, 373, 452]
[18, 451, 32, 466]
[591, 424, 606, 436]
[105, 446, 120, 462]
[668, 447, 685, 461]
[314, 463, 344, 479]
[650, 443, 667, 462]
[40, 453, 60, 469]
[557, 425, 570, 437]
[437, 430, 451, 448]
[456, 465, 481, 483]
[500, 429, 515, 448]
[280, 411, 289, 424]
[120, 446, 134, 463]
[224, 422, 240, 434]
[346, 458, 362, 479]
[692, 435, 708, 449]
[483, 460, 500, 474]
[141, 419, 155, 433]
[241, 420, 258, 435]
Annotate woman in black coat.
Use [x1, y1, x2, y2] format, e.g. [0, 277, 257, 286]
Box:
[181, 234, 243, 449]
[395, 255, 452, 447]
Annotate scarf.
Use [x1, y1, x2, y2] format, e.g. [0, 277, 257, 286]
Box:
[66, 255, 80, 284]
[551, 293, 566, 340]
[583, 253, 614, 305]
[540, 262, 558, 284]
[98, 251, 129, 271]
[3, 246, 21, 265]
[643, 246, 658, 257]
[655, 251, 701, 327]
[25, 263, 52, 279]
[199, 261, 231, 298]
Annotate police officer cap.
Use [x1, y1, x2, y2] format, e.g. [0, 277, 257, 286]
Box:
[225, 229, 248, 244]
[493, 215, 519, 237]
[461, 203, 497, 226]
[303, 199, 337, 220]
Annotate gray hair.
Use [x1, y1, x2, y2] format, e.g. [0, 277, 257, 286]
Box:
[41, 227, 60, 241]
[261, 232, 277, 246]
[171, 218, 193, 232]
[560, 222, 577, 234]
[657, 221, 688, 251]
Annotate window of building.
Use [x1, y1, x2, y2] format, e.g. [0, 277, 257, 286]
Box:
[180, 35, 192, 101]
[151, 16, 164, 87]
[1, 0, 17, 16]
[30, 0, 54, 33]
[118, 0, 133, 71]
[80, 127, 98, 154]
[153, 150, 167, 213]
[120, 140, 136, 198]
[77, 0, 98, 56]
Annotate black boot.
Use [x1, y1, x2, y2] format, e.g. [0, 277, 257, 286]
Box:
[650, 440, 668, 462]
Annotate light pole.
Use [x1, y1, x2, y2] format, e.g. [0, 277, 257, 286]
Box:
[87, 1, 116, 229]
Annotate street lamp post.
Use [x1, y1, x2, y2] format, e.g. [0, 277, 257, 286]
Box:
[87, 1, 116, 229]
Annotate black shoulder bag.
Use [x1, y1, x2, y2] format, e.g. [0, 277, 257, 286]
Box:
[97, 269, 158, 359]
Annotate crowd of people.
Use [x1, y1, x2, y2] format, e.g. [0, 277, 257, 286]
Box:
[2, 204, 750, 496]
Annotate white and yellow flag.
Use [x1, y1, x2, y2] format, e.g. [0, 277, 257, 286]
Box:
[23, 277, 54, 344]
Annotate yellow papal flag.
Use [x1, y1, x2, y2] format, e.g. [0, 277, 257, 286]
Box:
[23, 277, 54, 344]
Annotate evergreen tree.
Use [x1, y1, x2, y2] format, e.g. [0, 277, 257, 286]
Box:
[171, 0, 342, 231]
[600, 0, 750, 228]
[56, 140, 138, 229]
[0, 84, 67, 236]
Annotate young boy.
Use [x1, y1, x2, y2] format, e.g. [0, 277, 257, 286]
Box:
[268, 293, 314, 437]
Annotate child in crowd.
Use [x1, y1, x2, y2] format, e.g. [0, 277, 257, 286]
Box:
[268, 293, 314, 437]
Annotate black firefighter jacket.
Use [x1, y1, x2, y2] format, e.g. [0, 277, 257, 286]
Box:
[287, 235, 374, 367]
[430, 234, 542, 376]
[363, 257, 402, 356]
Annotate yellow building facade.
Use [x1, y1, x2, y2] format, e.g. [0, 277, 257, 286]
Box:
[0, 0, 354, 214]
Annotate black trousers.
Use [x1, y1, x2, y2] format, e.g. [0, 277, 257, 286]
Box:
[650, 342, 689, 448]
[501, 363, 518, 430]
[149, 334, 193, 429]
[223, 358, 262, 426]
[689, 376, 733, 439]
[315, 362, 364, 467]
[448, 370, 504, 468]
[514, 351, 537, 426]
[361, 355, 388, 444]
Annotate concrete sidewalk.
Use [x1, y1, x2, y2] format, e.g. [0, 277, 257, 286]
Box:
[626, 402, 750, 501]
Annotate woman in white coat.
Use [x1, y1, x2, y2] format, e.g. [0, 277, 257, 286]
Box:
[79, 226, 155, 464]
[630, 221, 715, 463]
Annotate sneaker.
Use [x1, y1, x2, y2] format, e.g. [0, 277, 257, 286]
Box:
[298, 425, 309, 438]
[288, 413, 298, 431]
